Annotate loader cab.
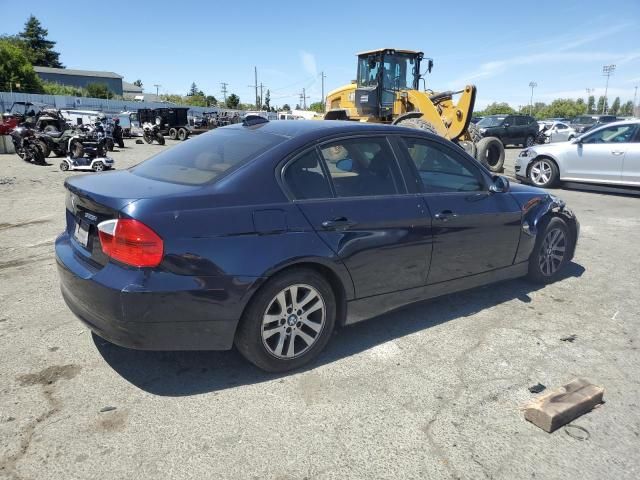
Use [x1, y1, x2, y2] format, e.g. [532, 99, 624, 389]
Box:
[355, 49, 425, 121]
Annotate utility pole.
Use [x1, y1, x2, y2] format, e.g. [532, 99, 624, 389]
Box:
[528, 81, 537, 116]
[220, 82, 228, 103]
[633, 86, 638, 112]
[300, 88, 310, 110]
[154, 84, 161, 97]
[602, 64, 616, 114]
[259, 82, 266, 109]
[248, 67, 260, 109]
[320, 71, 327, 111]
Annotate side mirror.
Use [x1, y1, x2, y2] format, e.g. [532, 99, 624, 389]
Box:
[336, 158, 353, 172]
[503, 122, 510, 128]
[489, 175, 510, 193]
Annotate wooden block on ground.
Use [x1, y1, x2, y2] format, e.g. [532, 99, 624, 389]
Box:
[523, 378, 604, 432]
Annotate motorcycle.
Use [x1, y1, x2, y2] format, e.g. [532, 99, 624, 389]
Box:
[10, 126, 46, 164]
[142, 116, 166, 145]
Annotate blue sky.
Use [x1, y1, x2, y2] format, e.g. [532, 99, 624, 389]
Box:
[2, 0, 639, 109]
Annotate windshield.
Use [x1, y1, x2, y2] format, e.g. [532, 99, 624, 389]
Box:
[477, 116, 505, 127]
[572, 116, 596, 125]
[132, 127, 287, 185]
[358, 53, 417, 89]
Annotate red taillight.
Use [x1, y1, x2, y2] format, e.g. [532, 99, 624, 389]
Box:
[97, 219, 163, 267]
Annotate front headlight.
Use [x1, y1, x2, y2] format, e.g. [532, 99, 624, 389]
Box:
[519, 149, 533, 157]
[479, 128, 487, 134]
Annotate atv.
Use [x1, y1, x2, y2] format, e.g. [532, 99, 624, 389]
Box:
[10, 125, 46, 164]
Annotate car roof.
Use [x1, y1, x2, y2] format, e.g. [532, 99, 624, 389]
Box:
[223, 120, 420, 139]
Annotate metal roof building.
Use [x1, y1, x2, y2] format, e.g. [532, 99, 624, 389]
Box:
[33, 67, 124, 95]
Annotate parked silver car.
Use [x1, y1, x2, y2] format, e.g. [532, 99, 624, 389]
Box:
[515, 120, 640, 188]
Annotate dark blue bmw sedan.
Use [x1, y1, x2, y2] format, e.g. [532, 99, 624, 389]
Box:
[56, 119, 579, 371]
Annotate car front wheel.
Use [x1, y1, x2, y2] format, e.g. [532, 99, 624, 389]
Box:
[235, 268, 336, 372]
[528, 158, 558, 188]
[528, 217, 572, 283]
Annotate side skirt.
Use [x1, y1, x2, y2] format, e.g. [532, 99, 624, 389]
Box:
[345, 261, 529, 325]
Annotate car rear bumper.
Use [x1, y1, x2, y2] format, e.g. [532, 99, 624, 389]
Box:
[55, 233, 261, 351]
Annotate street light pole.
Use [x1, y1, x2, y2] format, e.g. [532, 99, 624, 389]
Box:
[528, 81, 537, 116]
[602, 64, 616, 114]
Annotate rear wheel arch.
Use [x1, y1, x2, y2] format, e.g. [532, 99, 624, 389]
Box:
[246, 261, 349, 329]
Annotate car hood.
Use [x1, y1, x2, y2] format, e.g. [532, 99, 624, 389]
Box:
[521, 141, 576, 157]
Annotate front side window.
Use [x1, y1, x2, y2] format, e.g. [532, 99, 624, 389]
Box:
[582, 124, 638, 144]
[401, 138, 485, 193]
[477, 116, 505, 128]
[319, 138, 403, 197]
[282, 150, 332, 200]
[357, 56, 380, 87]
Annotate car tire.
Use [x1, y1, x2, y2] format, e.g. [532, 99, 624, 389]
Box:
[395, 117, 438, 135]
[59, 161, 69, 171]
[476, 136, 505, 172]
[93, 161, 105, 172]
[467, 122, 482, 143]
[527, 217, 572, 284]
[528, 157, 558, 188]
[168, 128, 178, 140]
[524, 135, 535, 148]
[235, 268, 336, 372]
[177, 128, 188, 141]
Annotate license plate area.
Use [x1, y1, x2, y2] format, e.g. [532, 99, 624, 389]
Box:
[74, 219, 90, 248]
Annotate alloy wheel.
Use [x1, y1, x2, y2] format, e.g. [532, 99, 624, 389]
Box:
[525, 135, 535, 147]
[530, 160, 552, 186]
[261, 284, 326, 359]
[538, 228, 566, 276]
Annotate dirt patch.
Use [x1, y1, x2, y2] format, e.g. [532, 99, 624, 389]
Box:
[94, 410, 128, 433]
[17, 364, 81, 387]
[0, 217, 53, 231]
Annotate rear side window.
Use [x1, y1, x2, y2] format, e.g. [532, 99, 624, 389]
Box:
[319, 138, 404, 197]
[583, 124, 638, 144]
[401, 137, 484, 193]
[283, 150, 332, 200]
[132, 127, 286, 185]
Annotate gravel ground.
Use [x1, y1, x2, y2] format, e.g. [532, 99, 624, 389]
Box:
[0, 139, 639, 480]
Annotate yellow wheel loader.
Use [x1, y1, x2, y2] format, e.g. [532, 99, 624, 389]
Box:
[324, 48, 505, 172]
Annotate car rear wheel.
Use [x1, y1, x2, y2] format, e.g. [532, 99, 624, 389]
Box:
[528, 217, 571, 283]
[178, 128, 188, 141]
[528, 158, 558, 188]
[168, 128, 178, 140]
[235, 268, 336, 372]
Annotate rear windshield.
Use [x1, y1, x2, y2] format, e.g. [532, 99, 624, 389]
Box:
[131, 127, 286, 185]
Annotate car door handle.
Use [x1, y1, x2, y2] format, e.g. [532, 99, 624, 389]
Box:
[434, 210, 458, 221]
[611, 151, 625, 156]
[321, 217, 357, 230]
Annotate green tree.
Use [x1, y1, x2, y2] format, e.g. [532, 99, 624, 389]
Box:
[264, 89, 271, 110]
[226, 93, 240, 109]
[205, 95, 217, 107]
[282, 104, 291, 111]
[537, 99, 586, 119]
[295, 104, 301, 110]
[483, 102, 516, 115]
[188, 82, 199, 96]
[308, 101, 324, 113]
[0, 39, 43, 93]
[133, 79, 143, 88]
[42, 80, 87, 96]
[587, 95, 595, 114]
[609, 97, 620, 115]
[160, 94, 183, 104]
[86, 83, 113, 99]
[620, 100, 634, 116]
[185, 94, 207, 107]
[596, 96, 607, 114]
[18, 15, 63, 67]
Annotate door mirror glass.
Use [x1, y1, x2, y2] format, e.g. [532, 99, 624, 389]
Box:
[489, 175, 510, 193]
[336, 158, 353, 172]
